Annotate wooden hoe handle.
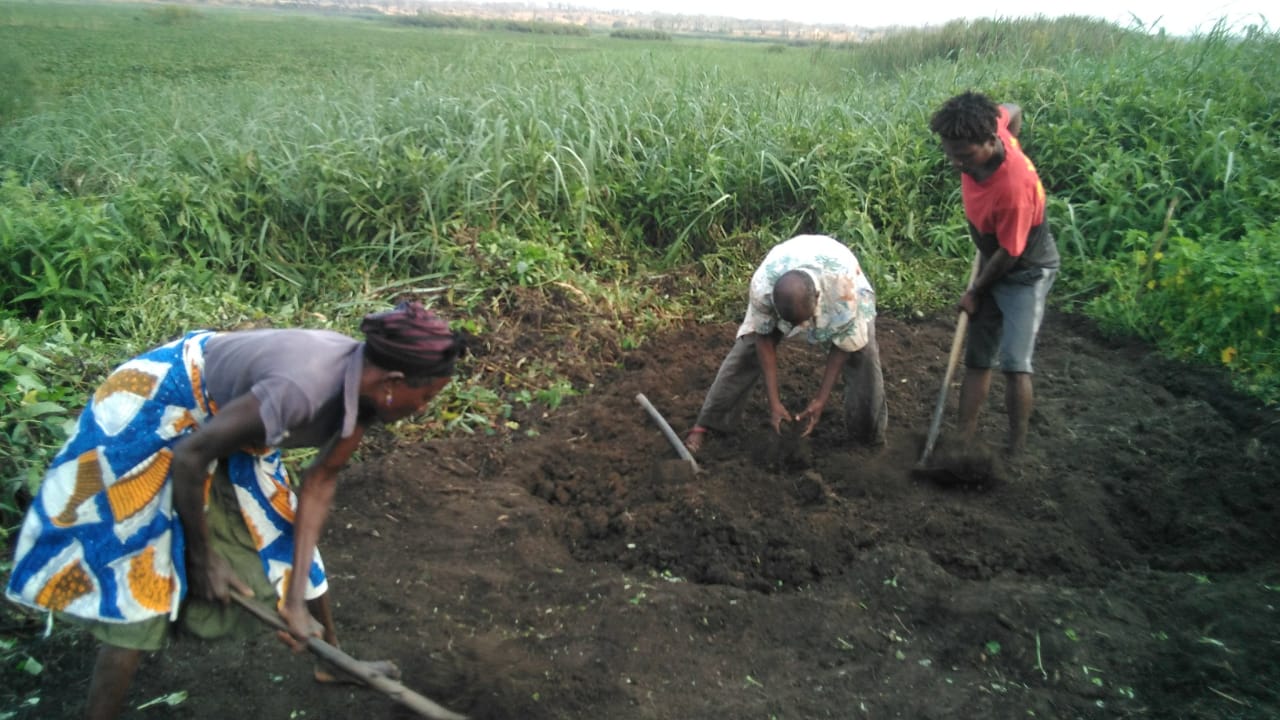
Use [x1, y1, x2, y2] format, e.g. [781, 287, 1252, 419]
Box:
[230, 591, 468, 720]
[918, 252, 982, 466]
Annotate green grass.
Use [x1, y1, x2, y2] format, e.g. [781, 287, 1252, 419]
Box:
[1, 1, 1277, 533]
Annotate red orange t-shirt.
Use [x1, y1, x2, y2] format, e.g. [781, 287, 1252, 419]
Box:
[960, 106, 1047, 258]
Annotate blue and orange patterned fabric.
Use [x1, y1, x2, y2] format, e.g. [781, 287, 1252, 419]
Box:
[5, 331, 327, 623]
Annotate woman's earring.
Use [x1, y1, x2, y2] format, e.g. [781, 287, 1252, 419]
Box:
[385, 393, 393, 406]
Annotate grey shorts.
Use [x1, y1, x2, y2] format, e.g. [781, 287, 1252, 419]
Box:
[965, 266, 1056, 374]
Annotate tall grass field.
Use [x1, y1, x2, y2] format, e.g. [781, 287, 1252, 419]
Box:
[1, 1, 1276, 532]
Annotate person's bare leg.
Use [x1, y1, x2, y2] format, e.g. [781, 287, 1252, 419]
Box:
[86, 644, 142, 720]
[957, 367, 993, 445]
[307, 593, 400, 683]
[1005, 371, 1033, 456]
[308, 592, 338, 646]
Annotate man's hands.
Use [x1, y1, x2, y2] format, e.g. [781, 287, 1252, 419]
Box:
[770, 398, 826, 437]
[961, 249, 1014, 317]
[187, 552, 254, 605]
[768, 400, 793, 434]
[794, 398, 827, 437]
[758, 333, 839, 439]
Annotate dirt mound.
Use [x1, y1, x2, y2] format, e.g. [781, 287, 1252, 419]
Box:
[4, 310, 1277, 719]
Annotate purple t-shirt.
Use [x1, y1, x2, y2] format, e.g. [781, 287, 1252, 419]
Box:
[202, 329, 364, 448]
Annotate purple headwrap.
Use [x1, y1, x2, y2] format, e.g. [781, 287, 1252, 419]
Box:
[360, 301, 466, 378]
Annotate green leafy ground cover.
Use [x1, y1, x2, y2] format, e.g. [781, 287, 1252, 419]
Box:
[1, 2, 1276, 538]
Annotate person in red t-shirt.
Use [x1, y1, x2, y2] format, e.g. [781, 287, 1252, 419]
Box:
[930, 91, 1060, 456]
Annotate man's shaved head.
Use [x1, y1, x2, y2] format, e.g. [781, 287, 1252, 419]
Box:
[774, 270, 817, 325]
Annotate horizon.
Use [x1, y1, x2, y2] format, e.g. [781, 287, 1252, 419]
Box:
[430, 0, 1272, 34]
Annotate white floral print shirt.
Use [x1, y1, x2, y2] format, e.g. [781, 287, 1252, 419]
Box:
[737, 234, 877, 353]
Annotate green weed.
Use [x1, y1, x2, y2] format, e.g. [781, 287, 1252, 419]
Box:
[0, 322, 77, 525]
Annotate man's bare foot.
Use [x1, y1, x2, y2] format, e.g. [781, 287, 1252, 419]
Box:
[684, 426, 708, 454]
[314, 658, 401, 685]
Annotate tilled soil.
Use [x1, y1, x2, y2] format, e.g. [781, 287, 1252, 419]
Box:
[4, 310, 1278, 719]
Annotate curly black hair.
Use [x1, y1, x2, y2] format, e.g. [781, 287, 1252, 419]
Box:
[929, 90, 999, 144]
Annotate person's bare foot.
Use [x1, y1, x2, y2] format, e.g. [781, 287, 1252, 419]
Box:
[314, 658, 401, 685]
[684, 426, 708, 454]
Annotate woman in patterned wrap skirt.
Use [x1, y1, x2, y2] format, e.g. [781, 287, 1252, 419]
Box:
[6, 302, 466, 720]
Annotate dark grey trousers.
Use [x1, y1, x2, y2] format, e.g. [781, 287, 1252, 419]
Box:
[694, 322, 888, 445]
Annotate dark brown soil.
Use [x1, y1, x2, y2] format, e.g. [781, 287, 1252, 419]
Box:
[4, 309, 1279, 719]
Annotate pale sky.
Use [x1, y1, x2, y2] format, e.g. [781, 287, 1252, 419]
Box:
[490, 0, 1271, 35]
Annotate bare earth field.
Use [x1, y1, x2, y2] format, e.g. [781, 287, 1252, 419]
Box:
[3, 309, 1278, 719]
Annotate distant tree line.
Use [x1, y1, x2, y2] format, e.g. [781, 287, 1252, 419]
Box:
[394, 11, 589, 35]
[609, 27, 672, 41]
